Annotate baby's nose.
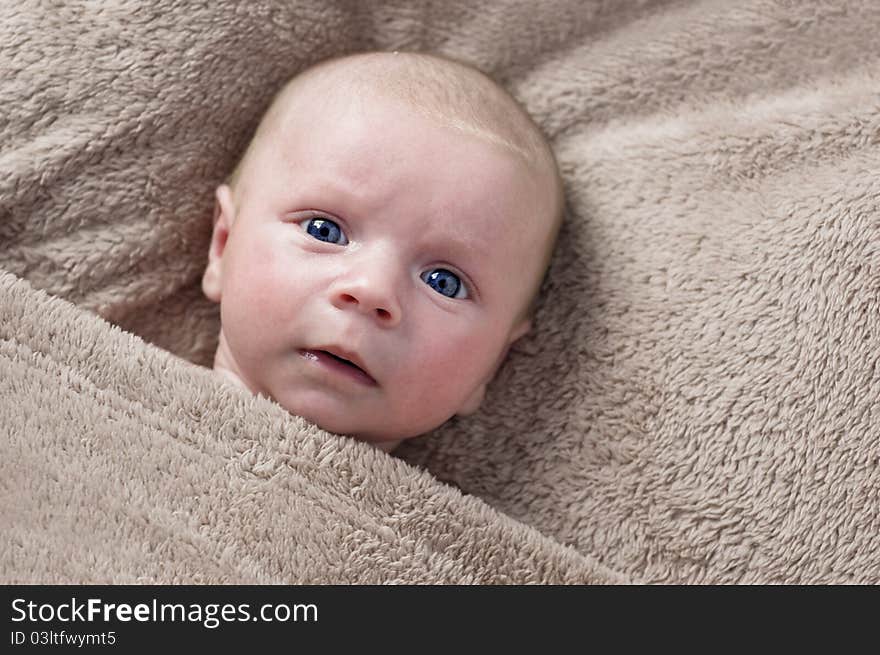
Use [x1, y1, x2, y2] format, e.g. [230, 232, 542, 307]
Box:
[329, 263, 402, 327]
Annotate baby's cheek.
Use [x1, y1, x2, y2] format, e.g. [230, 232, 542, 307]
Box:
[223, 245, 289, 339]
[402, 335, 494, 403]
[232, 235, 285, 302]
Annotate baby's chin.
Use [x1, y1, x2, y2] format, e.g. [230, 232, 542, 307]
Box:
[212, 364, 403, 453]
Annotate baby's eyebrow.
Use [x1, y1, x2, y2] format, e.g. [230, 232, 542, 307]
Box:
[304, 172, 491, 266]
[442, 235, 487, 264]
[421, 232, 490, 285]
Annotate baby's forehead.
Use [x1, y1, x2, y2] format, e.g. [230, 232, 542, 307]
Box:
[268, 59, 542, 163]
[266, 95, 553, 251]
[271, 89, 531, 183]
[271, 86, 557, 232]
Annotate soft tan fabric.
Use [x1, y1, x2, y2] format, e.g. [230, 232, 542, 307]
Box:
[0, 273, 617, 583]
[1, 0, 878, 583]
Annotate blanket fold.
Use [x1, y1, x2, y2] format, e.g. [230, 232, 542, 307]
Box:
[0, 273, 622, 583]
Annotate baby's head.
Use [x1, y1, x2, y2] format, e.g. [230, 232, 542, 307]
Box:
[203, 52, 563, 451]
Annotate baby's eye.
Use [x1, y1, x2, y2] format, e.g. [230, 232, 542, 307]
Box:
[299, 217, 348, 245]
[421, 268, 468, 299]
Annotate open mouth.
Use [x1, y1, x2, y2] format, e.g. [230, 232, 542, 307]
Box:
[300, 348, 377, 386]
[321, 350, 364, 372]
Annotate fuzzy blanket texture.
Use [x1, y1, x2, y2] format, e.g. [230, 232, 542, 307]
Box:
[1, 0, 878, 584]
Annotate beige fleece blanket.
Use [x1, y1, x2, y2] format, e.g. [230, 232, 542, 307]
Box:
[1, 0, 878, 584]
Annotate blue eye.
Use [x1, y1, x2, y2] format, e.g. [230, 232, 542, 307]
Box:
[300, 217, 348, 245]
[421, 268, 467, 299]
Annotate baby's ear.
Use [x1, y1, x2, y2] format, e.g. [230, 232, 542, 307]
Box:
[202, 184, 236, 303]
[456, 318, 533, 417]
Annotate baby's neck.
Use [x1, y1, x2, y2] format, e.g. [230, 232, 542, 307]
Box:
[214, 363, 251, 391]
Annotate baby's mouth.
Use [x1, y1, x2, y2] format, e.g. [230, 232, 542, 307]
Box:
[323, 350, 363, 371]
[300, 348, 377, 386]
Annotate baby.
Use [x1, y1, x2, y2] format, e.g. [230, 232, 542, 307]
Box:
[202, 52, 563, 452]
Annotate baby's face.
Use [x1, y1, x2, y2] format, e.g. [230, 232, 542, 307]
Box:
[204, 93, 555, 447]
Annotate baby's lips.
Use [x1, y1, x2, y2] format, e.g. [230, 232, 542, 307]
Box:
[310, 345, 377, 385]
